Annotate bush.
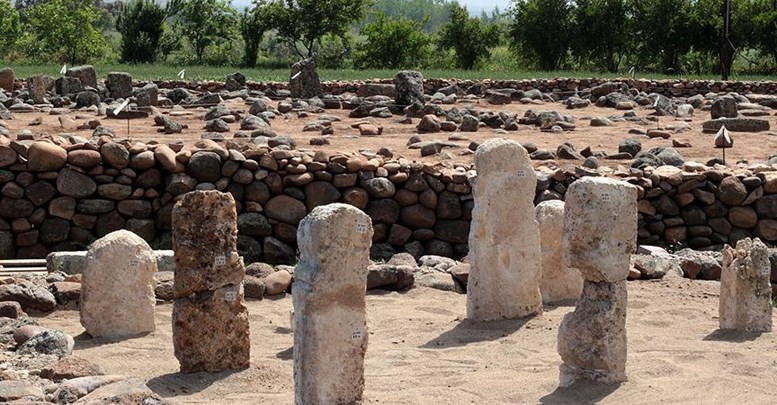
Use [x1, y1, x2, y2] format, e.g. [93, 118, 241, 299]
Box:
[354, 12, 430, 69]
[437, 3, 500, 70]
[510, 0, 572, 70]
[0, 0, 21, 58]
[25, 0, 107, 64]
[116, 0, 167, 63]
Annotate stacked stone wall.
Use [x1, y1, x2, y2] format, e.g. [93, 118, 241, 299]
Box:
[0, 139, 776, 265]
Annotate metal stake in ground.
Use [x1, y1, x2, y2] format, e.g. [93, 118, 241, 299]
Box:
[714, 125, 733, 165]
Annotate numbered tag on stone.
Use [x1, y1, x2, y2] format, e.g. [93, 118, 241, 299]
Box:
[601, 193, 611, 202]
[355, 222, 368, 234]
[516, 170, 526, 178]
[351, 329, 363, 340]
[224, 286, 238, 302]
[214, 255, 226, 267]
[129, 259, 139, 268]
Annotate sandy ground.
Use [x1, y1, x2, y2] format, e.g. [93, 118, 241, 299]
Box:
[6, 98, 777, 169]
[37, 278, 777, 405]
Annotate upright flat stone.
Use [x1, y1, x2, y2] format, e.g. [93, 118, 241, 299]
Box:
[289, 58, 322, 99]
[536, 200, 582, 304]
[563, 177, 638, 282]
[0, 68, 13, 92]
[80, 230, 156, 338]
[467, 138, 542, 321]
[66, 65, 97, 88]
[27, 75, 48, 104]
[558, 176, 637, 386]
[394, 71, 424, 106]
[294, 203, 373, 405]
[172, 191, 249, 373]
[719, 237, 773, 332]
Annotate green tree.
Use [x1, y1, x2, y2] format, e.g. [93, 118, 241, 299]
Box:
[265, 0, 371, 58]
[571, 0, 630, 73]
[628, 0, 692, 73]
[354, 12, 430, 69]
[25, 0, 106, 64]
[437, 2, 500, 70]
[173, 0, 238, 63]
[510, 0, 572, 70]
[116, 0, 167, 63]
[0, 0, 21, 57]
[370, 0, 452, 32]
[240, 3, 269, 68]
[741, 0, 777, 67]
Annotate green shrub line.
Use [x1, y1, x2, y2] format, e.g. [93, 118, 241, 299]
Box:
[4, 62, 777, 83]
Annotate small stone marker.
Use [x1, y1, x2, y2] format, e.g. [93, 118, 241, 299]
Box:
[558, 177, 637, 386]
[80, 230, 156, 339]
[535, 200, 582, 304]
[293, 203, 373, 405]
[172, 191, 249, 373]
[467, 138, 542, 321]
[719, 237, 773, 332]
[27, 75, 48, 104]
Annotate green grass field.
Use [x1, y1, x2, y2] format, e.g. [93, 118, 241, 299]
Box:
[4, 62, 777, 82]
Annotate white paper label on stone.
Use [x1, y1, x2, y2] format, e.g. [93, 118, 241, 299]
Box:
[351, 329, 363, 340]
[129, 259, 139, 267]
[601, 193, 611, 202]
[355, 223, 368, 234]
[214, 255, 226, 267]
[224, 289, 237, 302]
[516, 170, 526, 177]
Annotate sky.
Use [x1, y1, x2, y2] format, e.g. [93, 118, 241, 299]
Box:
[231, 0, 513, 15]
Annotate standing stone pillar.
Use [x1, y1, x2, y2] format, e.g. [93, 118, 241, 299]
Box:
[558, 177, 637, 386]
[719, 237, 773, 332]
[294, 203, 373, 405]
[536, 200, 582, 304]
[172, 191, 249, 373]
[80, 230, 156, 338]
[467, 138, 542, 321]
[289, 58, 323, 99]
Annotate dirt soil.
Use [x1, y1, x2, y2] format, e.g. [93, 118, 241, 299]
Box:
[37, 278, 777, 405]
[6, 98, 777, 168]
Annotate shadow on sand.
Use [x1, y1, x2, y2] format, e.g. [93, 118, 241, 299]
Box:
[703, 329, 765, 342]
[539, 380, 621, 405]
[419, 316, 534, 349]
[147, 369, 241, 397]
[72, 331, 151, 350]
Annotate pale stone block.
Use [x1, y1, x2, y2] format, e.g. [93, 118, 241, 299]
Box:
[467, 138, 542, 321]
[80, 230, 156, 338]
[563, 177, 638, 283]
[536, 200, 582, 304]
[172, 191, 249, 373]
[719, 237, 773, 332]
[558, 280, 627, 386]
[293, 203, 373, 405]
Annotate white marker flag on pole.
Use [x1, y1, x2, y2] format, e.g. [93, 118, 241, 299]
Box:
[178, 69, 185, 79]
[113, 98, 130, 117]
[60, 64, 67, 75]
[291, 71, 302, 80]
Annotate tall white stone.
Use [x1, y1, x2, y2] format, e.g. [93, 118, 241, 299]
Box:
[719, 237, 773, 332]
[80, 230, 156, 338]
[536, 200, 582, 304]
[558, 177, 637, 386]
[467, 138, 542, 321]
[294, 203, 373, 405]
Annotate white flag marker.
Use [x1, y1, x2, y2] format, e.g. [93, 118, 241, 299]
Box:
[178, 69, 186, 79]
[113, 98, 130, 116]
[291, 71, 302, 80]
[60, 64, 67, 75]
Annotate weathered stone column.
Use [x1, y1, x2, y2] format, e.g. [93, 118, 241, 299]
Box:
[558, 177, 637, 386]
[293, 203, 373, 405]
[80, 230, 156, 338]
[535, 200, 582, 305]
[467, 138, 542, 321]
[719, 237, 773, 332]
[172, 191, 249, 373]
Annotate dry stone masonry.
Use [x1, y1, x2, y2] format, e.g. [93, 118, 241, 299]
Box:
[293, 203, 373, 405]
[172, 190, 250, 373]
[467, 138, 542, 321]
[536, 200, 582, 304]
[558, 177, 637, 386]
[80, 230, 156, 338]
[719, 237, 773, 332]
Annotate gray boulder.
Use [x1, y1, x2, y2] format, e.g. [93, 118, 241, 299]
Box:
[394, 71, 424, 106]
